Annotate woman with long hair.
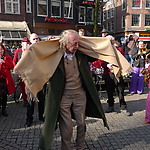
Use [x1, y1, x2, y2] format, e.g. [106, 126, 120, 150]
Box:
[0, 43, 15, 116]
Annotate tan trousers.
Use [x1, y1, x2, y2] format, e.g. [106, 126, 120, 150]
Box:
[59, 88, 86, 150]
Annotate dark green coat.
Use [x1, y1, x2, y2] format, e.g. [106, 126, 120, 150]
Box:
[39, 51, 108, 150]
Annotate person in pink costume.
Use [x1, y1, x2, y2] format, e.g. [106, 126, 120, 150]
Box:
[144, 64, 150, 124]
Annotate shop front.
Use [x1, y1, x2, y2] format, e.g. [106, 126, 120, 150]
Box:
[0, 21, 31, 46]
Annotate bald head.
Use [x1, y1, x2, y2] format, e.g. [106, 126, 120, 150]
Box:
[30, 33, 40, 44]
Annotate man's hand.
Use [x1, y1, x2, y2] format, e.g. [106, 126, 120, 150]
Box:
[107, 64, 113, 69]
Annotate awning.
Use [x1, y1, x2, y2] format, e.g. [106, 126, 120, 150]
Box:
[0, 21, 31, 40]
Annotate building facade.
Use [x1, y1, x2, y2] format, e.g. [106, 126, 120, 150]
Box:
[0, 0, 103, 45]
[103, 0, 150, 45]
[33, 0, 102, 38]
[0, 0, 33, 45]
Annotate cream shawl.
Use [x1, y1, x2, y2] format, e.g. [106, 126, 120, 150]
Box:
[14, 36, 132, 96]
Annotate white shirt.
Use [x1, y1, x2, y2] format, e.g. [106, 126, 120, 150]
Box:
[64, 52, 75, 60]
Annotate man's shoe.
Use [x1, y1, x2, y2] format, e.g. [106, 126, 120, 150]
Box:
[23, 102, 28, 107]
[120, 104, 127, 110]
[105, 106, 114, 113]
[2, 110, 8, 117]
[121, 109, 133, 116]
[24, 120, 32, 127]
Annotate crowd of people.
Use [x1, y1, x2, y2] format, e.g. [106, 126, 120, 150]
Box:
[0, 28, 150, 150]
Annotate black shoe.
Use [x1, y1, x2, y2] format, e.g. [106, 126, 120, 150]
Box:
[105, 106, 114, 113]
[39, 117, 45, 122]
[120, 104, 127, 110]
[121, 109, 133, 116]
[23, 102, 28, 107]
[25, 120, 32, 127]
[2, 110, 8, 117]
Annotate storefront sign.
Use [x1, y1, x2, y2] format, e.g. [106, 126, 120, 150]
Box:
[45, 16, 68, 23]
[82, 1, 100, 5]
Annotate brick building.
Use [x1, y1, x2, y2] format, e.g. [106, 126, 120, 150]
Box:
[103, 0, 150, 46]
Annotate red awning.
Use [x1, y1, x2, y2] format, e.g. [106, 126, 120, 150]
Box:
[138, 37, 150, 41]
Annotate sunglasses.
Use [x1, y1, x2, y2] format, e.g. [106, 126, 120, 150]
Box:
[32, 38, 39, 40]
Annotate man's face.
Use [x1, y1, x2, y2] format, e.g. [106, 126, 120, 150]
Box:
[102, 32, 108, 37]
[30, 34, 39, 44]
[66, 34, 79, 54]
[21, 42, 30, 50]
[79, 31, 84, 36]
[139, 42, 144, 48]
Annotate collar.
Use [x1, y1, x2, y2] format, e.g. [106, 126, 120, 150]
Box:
[64, 52, 75, 60]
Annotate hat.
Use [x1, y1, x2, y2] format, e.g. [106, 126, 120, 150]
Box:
[101, 29, 108, 33]
[22, 37, 30, 44]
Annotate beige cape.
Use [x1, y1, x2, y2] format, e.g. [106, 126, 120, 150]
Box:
[14, 36, 132, 96]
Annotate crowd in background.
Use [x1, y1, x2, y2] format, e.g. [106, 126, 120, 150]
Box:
[1, 28, 150, 150]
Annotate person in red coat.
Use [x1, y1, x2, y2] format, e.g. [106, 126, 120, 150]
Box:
[0, 43, 15, 116]
[13, 37, 30, 107]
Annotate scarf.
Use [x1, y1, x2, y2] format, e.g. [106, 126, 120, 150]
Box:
[14, 36, 132, 96]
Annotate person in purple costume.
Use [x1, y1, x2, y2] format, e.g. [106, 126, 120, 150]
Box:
[129, 41, 147, 94]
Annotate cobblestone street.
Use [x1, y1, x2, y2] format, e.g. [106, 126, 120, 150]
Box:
[0, 88, 150, 150]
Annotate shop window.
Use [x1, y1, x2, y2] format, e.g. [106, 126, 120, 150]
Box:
[132, 0, 141, 8]
[20, 31, 27, 38]
[87, 7, 93, 22]
[37, 0, 47, 16]
[11, 31, 20, 38]
[145, 14, 150, 26]
[2, 31, 11, 38]
[64, 1, 73, 19]
[51, 1, 61, 17]
[26, 0, 31, 13]
[146, 0, 150, 8]
[79, 6, 86, 23]
[132, 14, 140, 26]
[5, 0, 20, 14]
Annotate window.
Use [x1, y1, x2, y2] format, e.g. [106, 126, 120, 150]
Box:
[145, 14, 150, 26]
[122, 15, 125, 28]
[98, 10, 101, 24]
[0, 0, 1, 13]
[111, 8, 114, 18]
[11, 31, 20, 38]
[132, 0, 141, 8]
[64, 1, 73, 19]
[103, 11, 107, 21]
[5, 0, 20, 14]
[26, 0, 31, 13]
[146, 0, 150, 8]
[2, 31, 11, 38]
[51, 1, 61, 17]
[37, 0, 47, 16]
[132, 14, 140, 26]
[122, 0, 126, 10]
[107, 9, 110, 19]
[79, 6, 86, 23]
[111, 21, 114, 31]
[87, 7, 93, 22]
[107, 22, 111, 32]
